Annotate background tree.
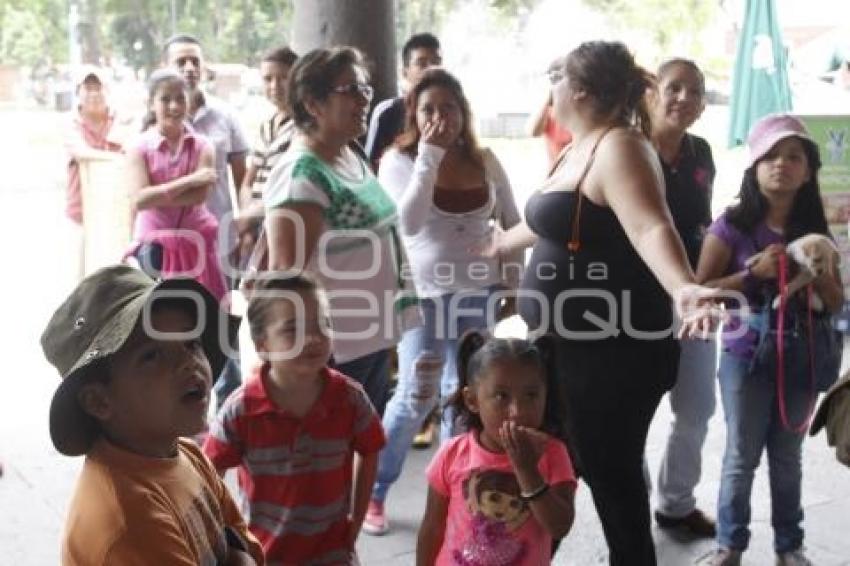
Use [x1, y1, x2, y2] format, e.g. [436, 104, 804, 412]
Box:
[0, 0, 67, 67]
[580, 0, 721, 69]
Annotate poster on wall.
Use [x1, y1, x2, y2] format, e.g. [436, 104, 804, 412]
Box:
[799, 115, 850, 330]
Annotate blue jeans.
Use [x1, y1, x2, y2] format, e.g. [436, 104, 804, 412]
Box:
[214, 357, 242, 409]
[334, 348, 392, 417]
[372, 288, 496, 503]
[716, 352, 807, 553]
[656, 337, 718, 517]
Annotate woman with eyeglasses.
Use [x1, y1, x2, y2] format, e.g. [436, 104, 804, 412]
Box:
[480, 41, 719, 565]
[262, 46, 419, 418]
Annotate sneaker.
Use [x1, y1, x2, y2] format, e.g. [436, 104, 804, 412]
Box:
[696, 547, 743, 566]
[655, 508, 717, 538]
[776, 549, 812, 566]
[362, 500, 389, 536]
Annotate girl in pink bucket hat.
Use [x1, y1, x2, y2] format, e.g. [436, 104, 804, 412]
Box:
[697, 113, 843, 566]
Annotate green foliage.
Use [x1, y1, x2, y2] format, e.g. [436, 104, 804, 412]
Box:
[578, 0, 720, 67]
[396, 0, 542, 40]
[103, 0, 293, 70]
[1, 0, 719, 75]
[0, 0, 293, 71]
[0, 0, 67, 66]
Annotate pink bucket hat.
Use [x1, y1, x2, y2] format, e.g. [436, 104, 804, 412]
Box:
[746, 113, 816, 169]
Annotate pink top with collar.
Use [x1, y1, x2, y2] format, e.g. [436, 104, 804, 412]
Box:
[129, 125, 226, 301]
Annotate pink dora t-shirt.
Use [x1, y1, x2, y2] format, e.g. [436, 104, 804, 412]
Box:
[426, 432, 576, 566]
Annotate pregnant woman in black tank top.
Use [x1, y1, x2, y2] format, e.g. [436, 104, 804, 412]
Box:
[480, 42, 719, 565]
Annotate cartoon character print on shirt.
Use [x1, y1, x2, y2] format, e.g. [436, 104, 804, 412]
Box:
[452, 469, 531, 566]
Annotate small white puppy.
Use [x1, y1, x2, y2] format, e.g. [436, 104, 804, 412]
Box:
[758, 234, 840, 311]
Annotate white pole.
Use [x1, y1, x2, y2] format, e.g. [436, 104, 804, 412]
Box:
[68, 2, 81, 68]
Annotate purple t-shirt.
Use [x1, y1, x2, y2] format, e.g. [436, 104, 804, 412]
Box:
[708, 211, 783, 358]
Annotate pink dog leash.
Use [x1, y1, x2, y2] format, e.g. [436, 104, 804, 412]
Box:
[775, 252, 818, 433]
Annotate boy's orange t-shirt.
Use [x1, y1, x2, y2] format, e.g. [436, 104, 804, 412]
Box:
[61, 438, 263, 565]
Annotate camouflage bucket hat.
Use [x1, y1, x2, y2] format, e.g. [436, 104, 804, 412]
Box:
[41, 265, 239, 456]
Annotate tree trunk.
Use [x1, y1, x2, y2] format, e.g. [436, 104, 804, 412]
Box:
[293, 0, 397, 103]
[78, 0, 102, 64]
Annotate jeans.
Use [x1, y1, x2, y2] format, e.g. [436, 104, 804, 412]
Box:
[214, 357, 242, 409]
[334, 349, 392, 417]
[716, 352, 807, 553]
[554, 337, 679, 566]
[372, 288, 495, 503]
[656, 337, 718, 517]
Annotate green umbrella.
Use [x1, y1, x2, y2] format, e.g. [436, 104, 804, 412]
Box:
[728, 0, 793, 148]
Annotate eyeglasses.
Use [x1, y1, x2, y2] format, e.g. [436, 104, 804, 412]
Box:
[330, 82, 374, 100]
[546, 68, 566, 86]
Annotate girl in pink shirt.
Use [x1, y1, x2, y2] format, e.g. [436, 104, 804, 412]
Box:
[125, 69, 226, 301]
[417, 332, 577, 566]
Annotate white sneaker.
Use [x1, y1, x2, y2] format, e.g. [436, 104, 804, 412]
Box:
[776, 549, 812, 566]
[697, 547, 743, 566]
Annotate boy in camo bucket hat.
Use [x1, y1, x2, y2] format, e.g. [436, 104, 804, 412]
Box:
[40, 265, 263, 565]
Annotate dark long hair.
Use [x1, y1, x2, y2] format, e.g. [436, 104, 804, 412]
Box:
[563, 40, 653, 137]
[140, 69, 186, 132]
[395, 67, 483, 168]
[449, 331, 566, 440]
[726, 138, 828, 242]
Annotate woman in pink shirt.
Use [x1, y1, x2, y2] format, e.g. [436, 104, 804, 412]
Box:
[65, 68, 124, 224]
[125, 69, 226, 301]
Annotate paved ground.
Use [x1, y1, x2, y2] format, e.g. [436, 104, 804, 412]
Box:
[1, 108, 849, 565]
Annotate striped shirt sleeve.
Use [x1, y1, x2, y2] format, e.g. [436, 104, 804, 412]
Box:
[202, 390, 246, 471]
[348, 382, 386, 455]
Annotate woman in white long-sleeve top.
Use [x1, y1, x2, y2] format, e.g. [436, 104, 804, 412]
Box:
[363, 68, 523, 535]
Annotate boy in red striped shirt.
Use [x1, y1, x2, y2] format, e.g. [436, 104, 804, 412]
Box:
[204, 274, 385, 564]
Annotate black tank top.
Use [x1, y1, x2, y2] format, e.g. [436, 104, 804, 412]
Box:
[519, 190, 673, 342]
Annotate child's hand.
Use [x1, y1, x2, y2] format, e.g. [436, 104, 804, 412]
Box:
[500, 421, 549, 474]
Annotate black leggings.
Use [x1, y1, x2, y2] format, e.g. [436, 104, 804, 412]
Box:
[553, 337, 679, 566]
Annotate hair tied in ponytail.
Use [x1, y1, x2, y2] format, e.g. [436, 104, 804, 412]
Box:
[460, 330, 487, 351]
[456, 330, 487, 382]
[531, 334, 555, 364]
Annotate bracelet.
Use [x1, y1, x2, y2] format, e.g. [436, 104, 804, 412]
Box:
[519, 482, 550, 502]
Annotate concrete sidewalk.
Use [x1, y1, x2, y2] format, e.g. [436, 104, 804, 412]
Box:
[1, 109, 849, 565]
[355, 391, 850, 566]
